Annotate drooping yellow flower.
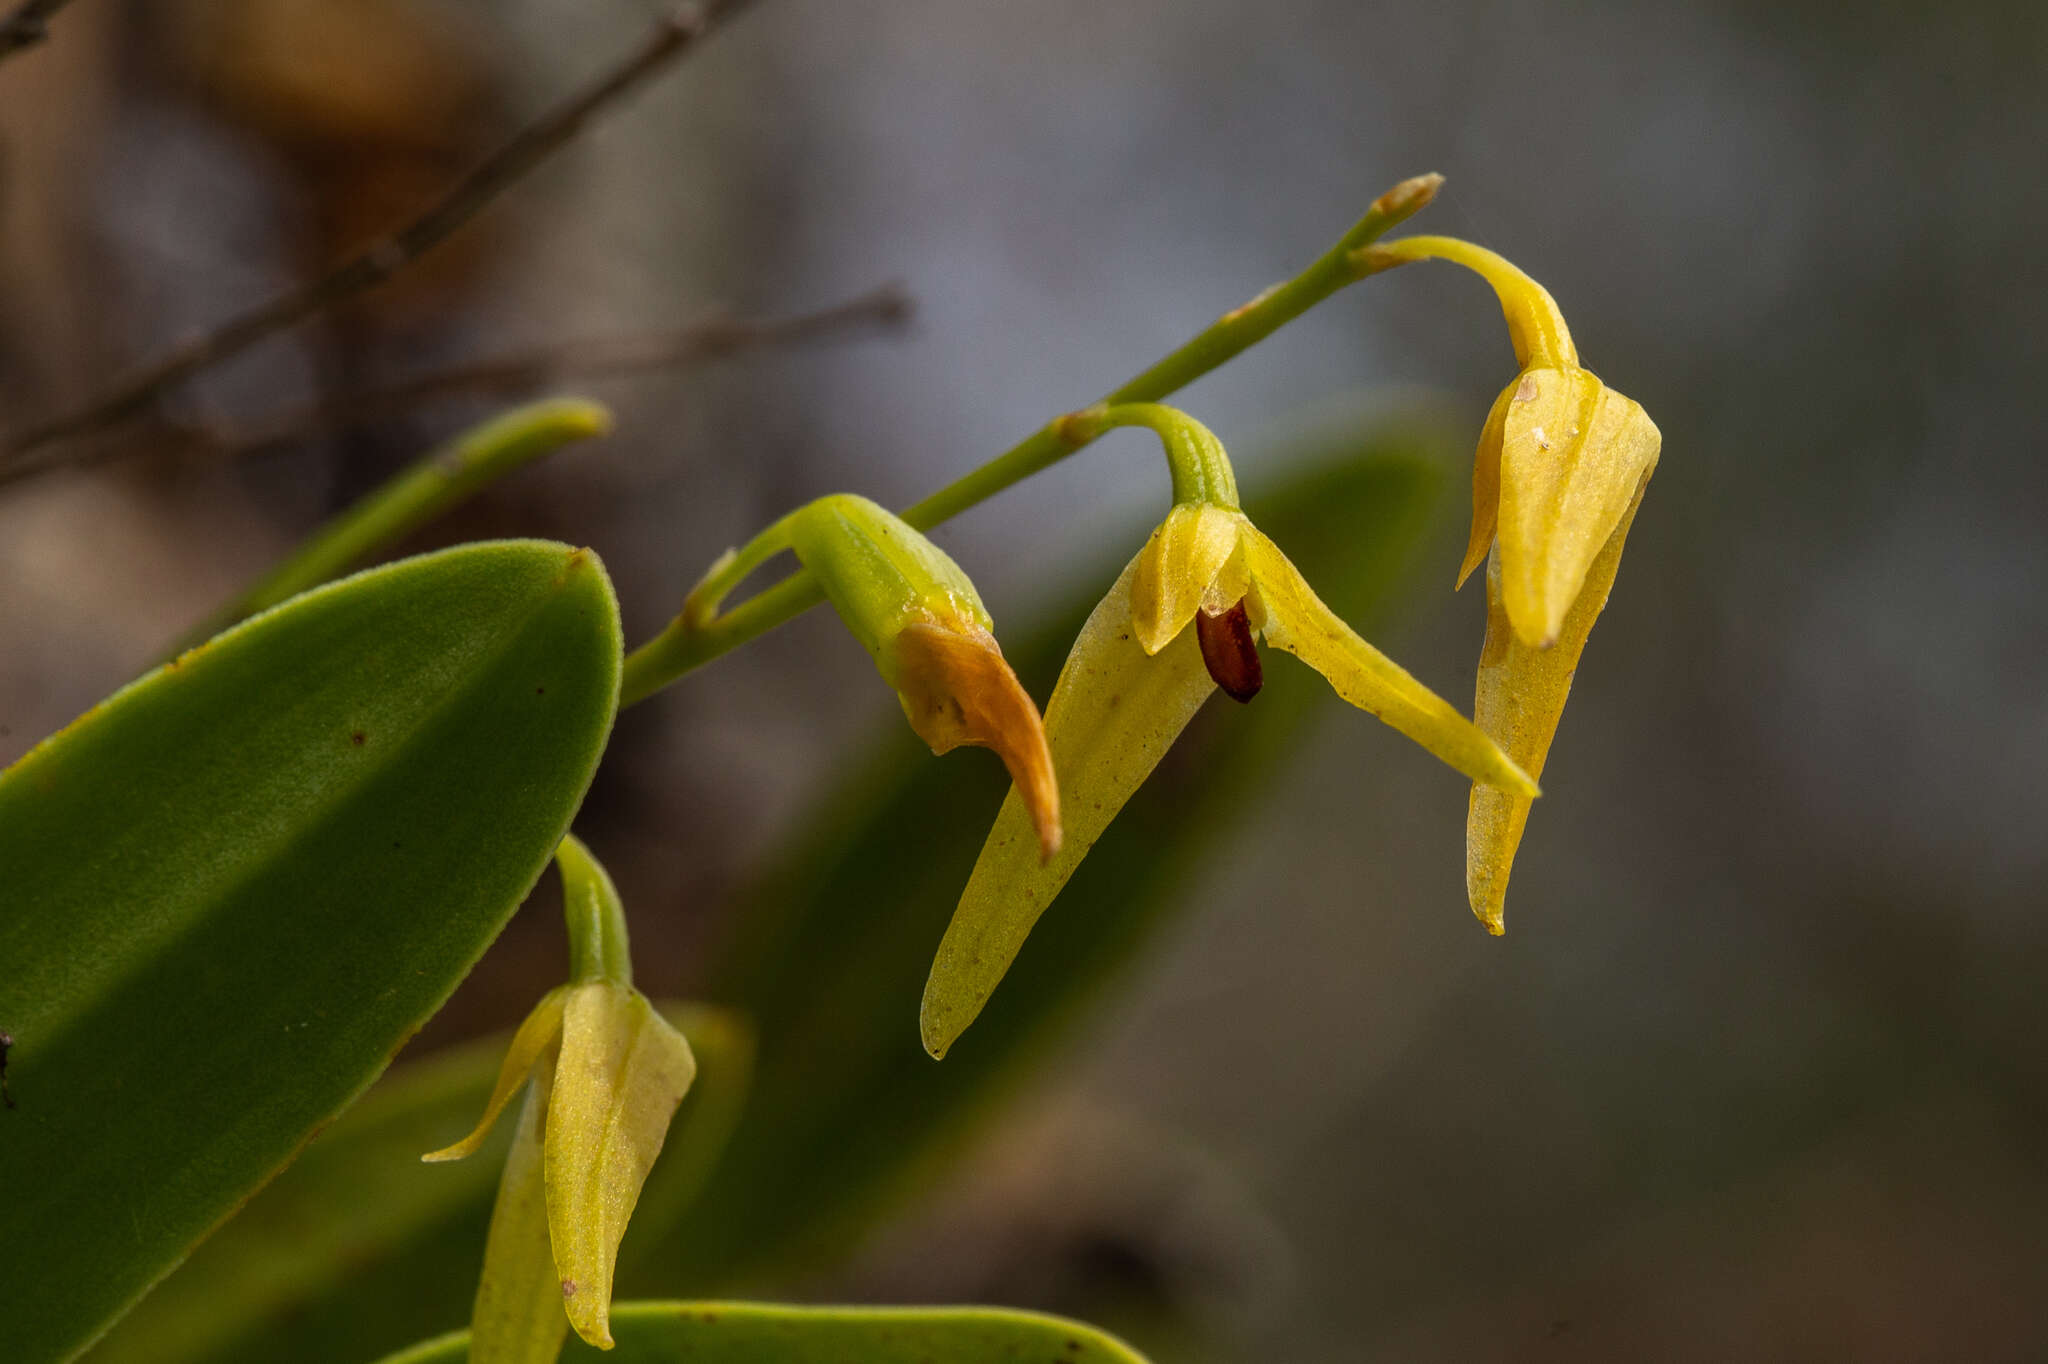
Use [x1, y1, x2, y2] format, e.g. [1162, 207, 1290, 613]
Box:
[1364, 235, 1661, 932]
[919, 404, 1538, 1058]
[1366, 236, 1660, 648]
[687, 494, 1060, 860]
[424, 835, 696, 1361]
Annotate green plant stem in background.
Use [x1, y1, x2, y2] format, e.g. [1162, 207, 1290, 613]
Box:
[369, 1301, 1150, 1364]
[178, 399, 610, 650]
[616, 173, 1443, 707]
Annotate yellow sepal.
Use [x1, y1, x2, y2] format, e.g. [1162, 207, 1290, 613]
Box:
[920, 551, 1216, 1058]
[1458, 379, 1517, 589]
[420, 986, 569, 1163]
[1493, 368, 1660, 648]
[466, 1058, 569, 1364]
[1129, 503, 1251, 655]
[1239, 526, 1538, 798]
[1468, 473, 1649, 932]
[543, 982, 698, 1349]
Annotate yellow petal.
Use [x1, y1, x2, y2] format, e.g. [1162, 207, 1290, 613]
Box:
[1240, 525, 1538, 797]
[921, 552, 1216, 1058]
[893, 620, 1063, 860]
[1128, 503, 1251, 655]
[544, 983, 698, 1349]
[421, 986, 569, 1163]
[1457, 377, 1518, 589]
[1468, 474, 1649, 933]
[1495, 368, 1660, 648]
[466, 1057, 570, 1364]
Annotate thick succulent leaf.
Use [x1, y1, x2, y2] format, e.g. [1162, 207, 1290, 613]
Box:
[1495, 368, 1660, 647]
[0, 539, 622, 1364]
[546, 985, 699, 1347]
[81, 1006, 751, 1364]
[663, 434, 1445, 1290]
[1468, 476, 1649, 933]
[1242, 524, 1537, 797]
[920, 554, 1217, 1058]
[369, 1301, 1150, 1364]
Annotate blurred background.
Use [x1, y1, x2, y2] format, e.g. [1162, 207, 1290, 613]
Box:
[4, 1, 2046, 1360]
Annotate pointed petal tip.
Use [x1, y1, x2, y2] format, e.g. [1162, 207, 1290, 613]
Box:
[1498, 771, 1541, 801]
[1502, 593, 1568, 653]
[919, 1010, 955, 1062]
[1131, 619, 1178, 658]
[1479, 912, 1506, 937]
[564, 1293, 614, 1352]
[920, 975, 980, 1061]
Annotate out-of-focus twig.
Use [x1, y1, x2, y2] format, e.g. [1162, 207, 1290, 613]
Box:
[0, 0, 77, 64]
[199, 285, 911, 463]
[0, 0, 758, 485]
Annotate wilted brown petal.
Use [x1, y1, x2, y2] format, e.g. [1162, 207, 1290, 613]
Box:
[893, 621, 1062, 861]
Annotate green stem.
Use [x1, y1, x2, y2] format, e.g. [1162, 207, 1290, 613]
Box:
[618, 173, 1443, 709]
[681, 514, 797, 627]
[1363, 234, 1577, 370]
[555, 834, 633, 986]
[1077, 402, 1239, 508]
[179, 398, 610, 652]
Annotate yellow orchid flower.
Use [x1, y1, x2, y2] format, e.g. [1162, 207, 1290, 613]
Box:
[1364, 235, 1661, 932]
[1365, 236, 1660, 648]
[686, 494, 1060, 861]
[919, 404, 1538, 1058]
[423, 834, 696, 1361]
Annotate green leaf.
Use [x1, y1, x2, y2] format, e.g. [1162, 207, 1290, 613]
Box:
[0, 539, 622, 1363]
[368, 1300, 1150, 1364]
[662, 429, 1446, 1288]
[79, 1005, 752, 1364]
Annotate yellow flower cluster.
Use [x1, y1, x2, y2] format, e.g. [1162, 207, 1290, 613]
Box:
[429, 216, 1657, 1358]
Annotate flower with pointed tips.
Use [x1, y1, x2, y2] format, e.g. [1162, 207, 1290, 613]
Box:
[918, 404, 1538, 1058]
[1364, 236, 1661, 932]
[687, 494, 1060, 861]
[423, 835, 696, 1362]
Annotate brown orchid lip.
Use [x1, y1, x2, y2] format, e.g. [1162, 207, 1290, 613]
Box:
[1195, 599, 1262, 703]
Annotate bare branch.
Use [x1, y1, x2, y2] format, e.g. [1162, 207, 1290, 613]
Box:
[0, 0, 758, 483]
[202, 285, 912, 464]
[0, 0, 77, 64]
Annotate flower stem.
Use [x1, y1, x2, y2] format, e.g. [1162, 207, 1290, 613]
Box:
[1360, 235, 1577, 370]
[618, 173, 1444, 709]
[1067, 402, 1239, 508]
[556, 834, 632, 986]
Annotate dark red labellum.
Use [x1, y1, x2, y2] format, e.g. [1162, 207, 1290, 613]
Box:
[1195, 600, 1262, 703]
